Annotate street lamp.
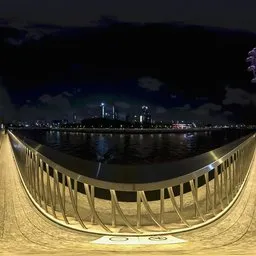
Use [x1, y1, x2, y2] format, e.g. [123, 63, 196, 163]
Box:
[246, 47, 256, 83]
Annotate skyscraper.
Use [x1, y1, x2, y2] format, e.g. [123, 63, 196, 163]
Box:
[100, 103, 105, 118]
[112, 105, 115, 120]
[141, 106, 151, 124]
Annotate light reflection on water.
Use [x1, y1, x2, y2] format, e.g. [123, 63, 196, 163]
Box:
[14, 130, 251, 165]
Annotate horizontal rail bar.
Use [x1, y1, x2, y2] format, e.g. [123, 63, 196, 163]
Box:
[8, 131, 255, 191]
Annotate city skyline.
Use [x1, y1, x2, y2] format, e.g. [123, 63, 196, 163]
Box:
[0, 81, 236, 125]
[1, 73, 254, 125]
[1, 20, 256, 124]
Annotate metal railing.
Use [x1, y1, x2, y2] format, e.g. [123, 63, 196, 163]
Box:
[8, 131, 256, 235]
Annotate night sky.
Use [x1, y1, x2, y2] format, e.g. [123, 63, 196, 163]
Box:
[1, 0, 256, 32]
[1, 2, 256, 124]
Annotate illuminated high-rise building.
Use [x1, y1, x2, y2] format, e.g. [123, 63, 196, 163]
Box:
[141, 106, 151, 124]
[100, 103, 105, 118]
[112, 105, 115, 120]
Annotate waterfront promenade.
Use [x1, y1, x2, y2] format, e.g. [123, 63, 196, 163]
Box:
[1, 131, 256, 255]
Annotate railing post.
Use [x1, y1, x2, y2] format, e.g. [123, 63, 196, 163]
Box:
[39, 159, 48, 212]
[214, 169, 217, 209]
[137, 191, 141, 228]
[62, 173, 66, 211]
[83, 184, 111, 232]
[189, 180, 205, 221]
[32, 153, 37, 200]
[46, 163, 57, 218]
[110, 190, 141, 233]
[167, 187, 190, 227]
[237, 151, 241, 187]
[180, 183, 184, 213]
[204, 172, 215, 215]
[160, 188, 165, 224]
[214, 167, 224, 210]
[232, 155, 236, 195]
[194, 178, 198, 217]
[228, 158, 233, 200]
[220, 164, 223, 202]
[236, 152, 238, 185]
[66, 176, 87, 229]
[74, 180, 78, 207]
[140, 191, 167, 230]
[53, 169, 69, 224]
[35, 154, 42, 207]
[90, 185, 96, 224]
[27, 150, 32, 193]
[205, 173, 209, 213]
[111, 191, 116, 227]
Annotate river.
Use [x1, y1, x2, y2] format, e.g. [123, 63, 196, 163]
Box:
[13, 129, 252, 165]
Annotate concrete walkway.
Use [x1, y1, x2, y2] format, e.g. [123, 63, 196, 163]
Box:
[1, 132, 256, 255]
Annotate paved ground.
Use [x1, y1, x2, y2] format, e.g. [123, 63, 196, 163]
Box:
[1, 132, 256, 255]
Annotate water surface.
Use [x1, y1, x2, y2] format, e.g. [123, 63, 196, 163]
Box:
[14, 129, 252, 165]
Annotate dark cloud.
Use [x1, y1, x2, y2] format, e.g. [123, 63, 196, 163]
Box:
[19, 92, 73, 121]
[192, 103, 222, 116]
[0, 77, 16, 122]
[154, 103, 229, 124]
[114, 101, 130, 109]
[62, 91, 73, 97]
[155, 106, 167, 114]
[138, 77, 163, 91]
[175, 104, 191, 111]
[1, 1, 256, 32]
[223, 87, 255, 106]
[86, 103, 98, 109]
[224, 111, 233, 116]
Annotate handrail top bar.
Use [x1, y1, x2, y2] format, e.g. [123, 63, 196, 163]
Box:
[8, 131, 255, 191]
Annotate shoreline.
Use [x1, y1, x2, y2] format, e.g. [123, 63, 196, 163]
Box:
[10, 127, 231, 134]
